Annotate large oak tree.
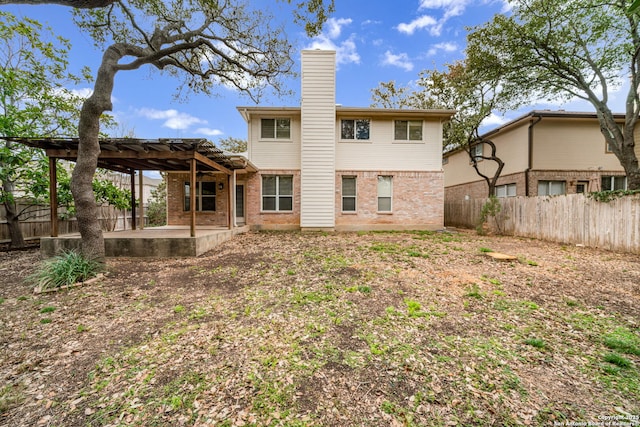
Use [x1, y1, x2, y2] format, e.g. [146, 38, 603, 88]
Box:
[371, 59, 523, 197]
[5, 0, 333, 260]
[468, 0, 640, 190]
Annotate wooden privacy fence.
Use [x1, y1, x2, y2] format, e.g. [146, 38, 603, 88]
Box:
[0, 203, 136, 243]
[445, 194, 640, 254]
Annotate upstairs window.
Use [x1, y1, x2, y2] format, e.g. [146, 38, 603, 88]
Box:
[184, 181, 216, 211]
[341, 119, 370, 140]
[394, 120, 423, 141]
[470, 144, 483, 161]
[261, 118, 291, 140]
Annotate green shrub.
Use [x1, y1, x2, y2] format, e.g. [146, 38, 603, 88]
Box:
[28, 251, 103, 290]
[476, 196, 503, 235]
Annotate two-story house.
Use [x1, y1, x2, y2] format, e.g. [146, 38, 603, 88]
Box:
[166, 50, 454, 231]
[443, 110, 636, 201]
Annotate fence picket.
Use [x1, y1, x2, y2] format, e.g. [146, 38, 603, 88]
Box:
[445, 194, 640, 253]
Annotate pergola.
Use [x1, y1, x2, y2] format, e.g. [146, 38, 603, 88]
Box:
[8, 137, 256, 238]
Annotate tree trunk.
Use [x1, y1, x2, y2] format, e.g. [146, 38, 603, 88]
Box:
[70, 46, 119, 262]
[2, 141, 27, 248]
[621, 138, 640, 191]
[2, 184, 26, 249]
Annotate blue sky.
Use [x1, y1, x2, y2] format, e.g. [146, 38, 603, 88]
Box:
[3, 0, 629, 143]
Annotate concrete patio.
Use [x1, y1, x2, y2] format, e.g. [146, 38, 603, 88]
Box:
[40, 225, 250, 258]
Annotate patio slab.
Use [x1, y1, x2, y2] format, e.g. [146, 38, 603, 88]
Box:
[40, 226, 249, 258]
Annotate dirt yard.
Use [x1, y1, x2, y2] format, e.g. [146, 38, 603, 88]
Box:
[0, 230, 638, 426]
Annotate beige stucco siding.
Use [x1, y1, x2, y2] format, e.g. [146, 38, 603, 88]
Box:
[532, 118, 625, 171]
[336, 119, 443, 171]
[247, 114, 301, 170]
[444, 123, 529, 187]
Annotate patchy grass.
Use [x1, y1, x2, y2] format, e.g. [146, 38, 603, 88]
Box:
[1, 230, 638, 426]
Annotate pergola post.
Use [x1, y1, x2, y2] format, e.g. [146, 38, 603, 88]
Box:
[228, 173, 233, 230]
[130, 170, 136, 230]
[138, 170, 144, 230]
[190, 158, 196, 237]
[48, 157, 58, 237]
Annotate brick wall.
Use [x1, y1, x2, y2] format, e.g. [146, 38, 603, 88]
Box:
[335, 170, 444, 231]
[445, 172, 526, 201]
[245, 170, 301, 230]
[166, 172, 230, 226]
[244, 170, 444, 231]
[445, 170, 627, 201]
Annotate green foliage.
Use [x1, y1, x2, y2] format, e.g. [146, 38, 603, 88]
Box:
[216, 137, 247, 153]
[588, 190, 640, 203]
[27, 250, 103, 290]
[39, 306, 56, 314]
[0, 12, 86, 208]
[56, 172, 132, 216]
[478, 247, 493, 253]
[146, 176, 166, 227]
[476, 196, 502, 235]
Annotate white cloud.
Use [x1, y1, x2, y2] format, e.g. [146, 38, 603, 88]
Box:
[70, 88, 93, 99]
[326, 17, 352, 39]
[396, 15, 439, 36]
[382, 51, 414, 72]
[427, 42, 459, 56]
[481, 113, 509, 128]
[420, 0, 471, 18]
[195, 127, 224, 137]
[136, 108, 207, 130]
[499, 0, 513, 13]
[306, 17, 360, 65]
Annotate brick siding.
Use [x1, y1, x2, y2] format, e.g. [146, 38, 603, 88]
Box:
[445, 170, 627, 201]
[335, 171, 444, 231]
[166, 172, 230, 226]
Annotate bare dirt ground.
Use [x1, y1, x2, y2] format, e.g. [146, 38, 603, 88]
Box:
[0, 230, 638, 427]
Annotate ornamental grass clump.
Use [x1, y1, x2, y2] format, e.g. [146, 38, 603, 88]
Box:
[28, 251, 103, 291]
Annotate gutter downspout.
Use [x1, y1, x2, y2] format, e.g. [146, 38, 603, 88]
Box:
[526, 115, 543, 196]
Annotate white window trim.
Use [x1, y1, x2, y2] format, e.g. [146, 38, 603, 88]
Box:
[377, 175, 393, 213]
[538, 180, 566, 196]
[261, 175, 294, 212]
[601, 175, 627, 191]
[340, 118, 371, 141]
[393, 120, 424, 142]
[495, 183, 516, 198]
[341, 176, 357, 213]
[470, 144, 483, 162]
[260, 117, 292, 142]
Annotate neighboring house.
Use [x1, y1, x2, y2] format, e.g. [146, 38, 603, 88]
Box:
[443, 110, 636, 201]
[166, 50, 455, 231]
